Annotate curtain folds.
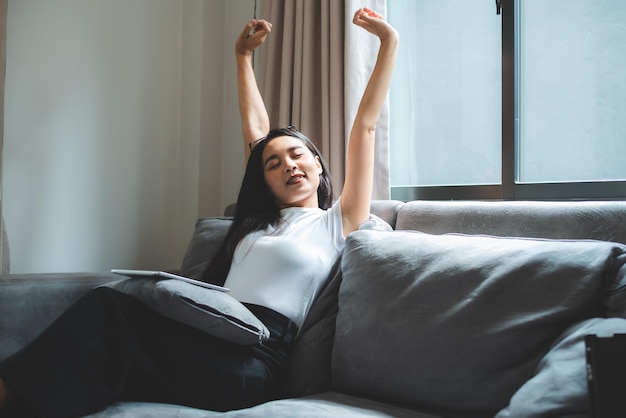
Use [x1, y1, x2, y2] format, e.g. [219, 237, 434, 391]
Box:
[257, 0, 390, 199]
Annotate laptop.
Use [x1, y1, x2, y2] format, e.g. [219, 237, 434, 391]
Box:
[111, 269, 229, 292]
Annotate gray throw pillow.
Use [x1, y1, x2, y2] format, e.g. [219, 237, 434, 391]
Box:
[333, 230, 626, 417]
[104, 278, 269, 345]
[495, 317, 626, 417]
[358, 214, 393, 232]
[104, 216, 270, 346]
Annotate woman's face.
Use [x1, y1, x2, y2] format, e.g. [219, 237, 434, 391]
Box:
[261, 135, 323, 209]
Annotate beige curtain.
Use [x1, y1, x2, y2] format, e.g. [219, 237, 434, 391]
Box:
[257, 0, 390, 199]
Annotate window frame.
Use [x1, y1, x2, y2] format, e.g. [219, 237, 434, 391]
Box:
[390, 0, 626, 202]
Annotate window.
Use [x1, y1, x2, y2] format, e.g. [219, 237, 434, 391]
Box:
[389, 0, 626, 200]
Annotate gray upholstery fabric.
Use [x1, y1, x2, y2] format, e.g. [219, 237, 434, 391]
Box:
[86, 402, 216, 417]
[86, 392, 440, 418]
[224, 203, 237, 218]
[104, 278, 270, 345]
[395, 200, 626, 245]
[333, 230, 626, 417]
[495, 317, 626, 418]
[106, 217, 271, 345]
[6, 200, 626, 417]
[279, 214, 392, 398]
[358, 213, 393, 232]
[0, 273, 123, 361]
[369, 200, 404, 229]
[180, 217, 233, 279]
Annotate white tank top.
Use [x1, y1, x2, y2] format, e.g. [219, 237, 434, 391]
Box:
[223, 200, 345, 328]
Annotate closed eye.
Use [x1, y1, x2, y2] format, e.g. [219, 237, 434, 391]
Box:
[263, 145, 306, 170]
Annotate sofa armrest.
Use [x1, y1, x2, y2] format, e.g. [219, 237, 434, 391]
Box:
[0, 273, 122, 361]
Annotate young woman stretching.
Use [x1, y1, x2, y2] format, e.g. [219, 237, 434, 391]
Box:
[0, 8, 398, 417]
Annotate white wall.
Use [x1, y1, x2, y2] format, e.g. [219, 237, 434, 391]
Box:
[3, 0, 253, 273]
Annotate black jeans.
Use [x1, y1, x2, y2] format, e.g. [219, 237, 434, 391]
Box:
[0, 287, 297, 418]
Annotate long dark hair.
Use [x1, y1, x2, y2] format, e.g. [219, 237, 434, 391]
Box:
[200, 127, 333, 285]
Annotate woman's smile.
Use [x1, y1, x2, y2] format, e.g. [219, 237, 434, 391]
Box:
[262, 135, 322, 208]
[287, 173, 305, 185]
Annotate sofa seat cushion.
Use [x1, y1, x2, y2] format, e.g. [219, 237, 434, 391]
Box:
[84, 401, 218, 418]
[333, 230, 626, 417]
[85, 392, 444, 418]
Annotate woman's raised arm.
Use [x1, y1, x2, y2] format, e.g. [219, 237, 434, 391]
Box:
[235, 19, 272, 163]
[341, 8, 399, 236]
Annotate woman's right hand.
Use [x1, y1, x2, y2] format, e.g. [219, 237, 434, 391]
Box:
[352, 8, 398, 43]
[236, 19, 272, 57]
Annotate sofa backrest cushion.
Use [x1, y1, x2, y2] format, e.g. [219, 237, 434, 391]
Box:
[180, 217, 233, 279]
[332, 230, 626, 417]
[394, 200, 626, 245]
[369, 200, 404, 229]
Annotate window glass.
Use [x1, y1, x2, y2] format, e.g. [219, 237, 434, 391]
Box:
[388, 0, 501, 187]
[518, 0, 626, 183]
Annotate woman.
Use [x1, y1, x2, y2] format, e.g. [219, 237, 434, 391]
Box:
[0, 8, 398, 417]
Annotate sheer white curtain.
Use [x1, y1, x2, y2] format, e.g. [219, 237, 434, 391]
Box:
[0, 0, 7, 273]
[257, 0, 390, 199]
[344, 0, 390, 199]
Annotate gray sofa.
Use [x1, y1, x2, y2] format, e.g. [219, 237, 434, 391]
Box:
[2, 199, 626, 417]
